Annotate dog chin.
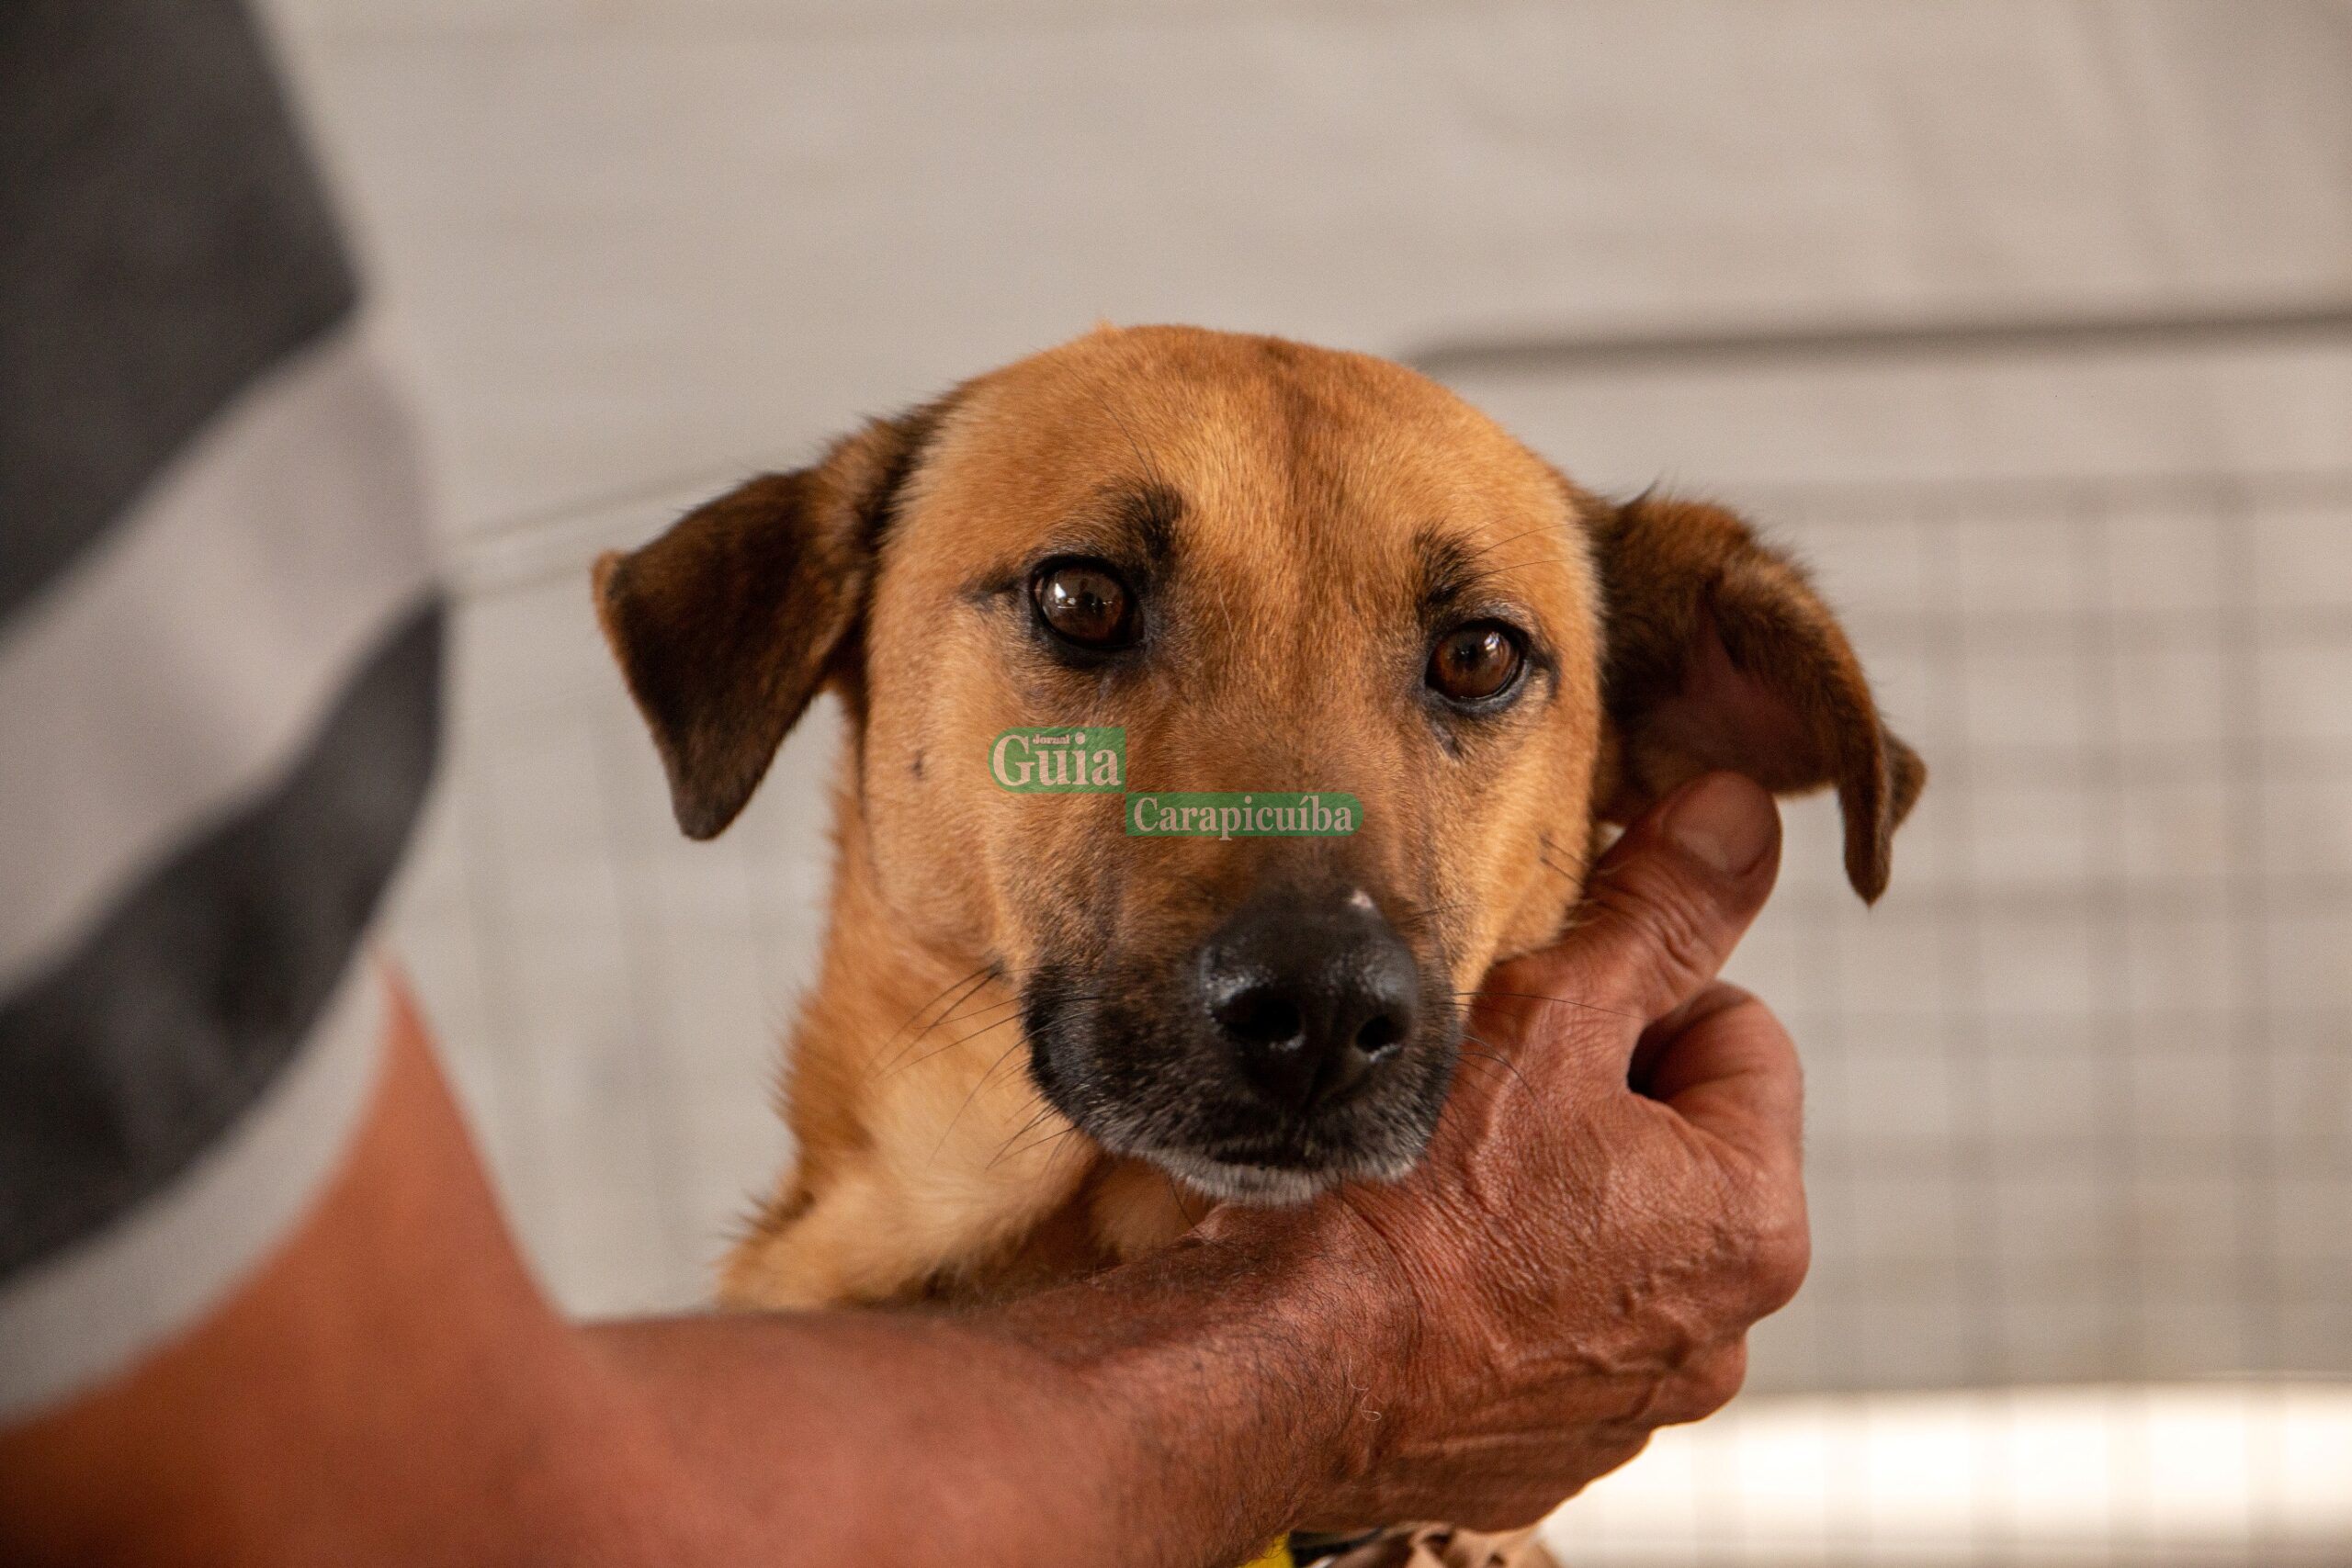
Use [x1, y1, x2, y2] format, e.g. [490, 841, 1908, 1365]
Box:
[1141, 1145, 1418, 1207]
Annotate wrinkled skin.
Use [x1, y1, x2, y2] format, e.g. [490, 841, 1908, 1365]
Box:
[1188, 771, 1811, 1531]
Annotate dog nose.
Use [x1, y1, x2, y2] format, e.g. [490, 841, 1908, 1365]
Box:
[1198, 897, 1419, 1113]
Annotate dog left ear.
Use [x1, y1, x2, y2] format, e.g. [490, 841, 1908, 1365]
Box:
[1589, 492, 1926, 902]
[593, 407, 941, 840]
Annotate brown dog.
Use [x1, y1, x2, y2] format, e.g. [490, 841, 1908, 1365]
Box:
[593, 324, 1921, 1320]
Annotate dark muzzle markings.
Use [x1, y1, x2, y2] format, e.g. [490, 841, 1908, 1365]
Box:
[1014, 790, 1468, 1204]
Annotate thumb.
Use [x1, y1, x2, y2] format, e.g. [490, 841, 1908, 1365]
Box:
[1538, 772, 1782, 1023]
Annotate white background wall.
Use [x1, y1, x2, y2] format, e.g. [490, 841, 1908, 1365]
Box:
[255, 1, 2352, 1397]
[265, 0, 2352, 535]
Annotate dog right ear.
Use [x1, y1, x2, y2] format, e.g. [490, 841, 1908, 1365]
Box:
[592, 408, 942, 840]
[1588, 491, 1926, 903]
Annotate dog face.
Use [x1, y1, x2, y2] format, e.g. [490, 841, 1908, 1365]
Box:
[595, 326, 1921, 1203]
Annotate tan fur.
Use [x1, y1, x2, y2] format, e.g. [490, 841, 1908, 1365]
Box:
[591, 325, 1920, 1311]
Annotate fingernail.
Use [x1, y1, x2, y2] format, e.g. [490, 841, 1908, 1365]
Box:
[1664, 773, 1776, 876]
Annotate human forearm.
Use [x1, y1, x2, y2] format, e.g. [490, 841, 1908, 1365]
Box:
[1, 971, 1385, 1568]
[592, 1209, 1394, 1568]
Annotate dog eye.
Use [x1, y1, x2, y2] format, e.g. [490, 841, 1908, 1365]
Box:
[1427, 621, 1526, 705]
[1030, 558, 1138, 650]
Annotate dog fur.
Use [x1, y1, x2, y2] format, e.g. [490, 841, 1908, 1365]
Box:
[593, 324, 1922, 1312]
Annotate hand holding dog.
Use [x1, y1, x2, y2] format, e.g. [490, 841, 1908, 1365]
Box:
[1264, 771, 1805, 1530]
[0, 770, 1804, 1568]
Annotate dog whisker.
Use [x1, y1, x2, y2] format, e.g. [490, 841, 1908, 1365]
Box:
[920, 993, 1027, 1038]
[927, 1034, 1036, 1165]
[968, 1033, 1033, 1099]
[881, 987, 1112, 1079]
[880, 963, 992, 1041]
[887, 1012, 1023, 1079]
[986, 1094, 1077, 1171]
[1450, 988, 1642, 1022]
[1449, 555, 1579, 592]
[1159, 1167, 1204, 1231]
[1448, 1052, 1513, 1094]
[1457, 1036, 1534, 1100]
[1042, 1123, 1087, 1168]
[1386, 895, 1475, 932]
[868, 964, 999, 1077]
[1461, 523, 1563, 562]
[996, 1119, 1083, 1172]
[1535, 830, 1587, 880]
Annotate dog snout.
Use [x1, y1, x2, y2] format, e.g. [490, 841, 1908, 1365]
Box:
[1196, 896, 1420, 1114]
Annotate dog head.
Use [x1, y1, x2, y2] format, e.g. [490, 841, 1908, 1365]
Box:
[594, 326, 1922, 1202]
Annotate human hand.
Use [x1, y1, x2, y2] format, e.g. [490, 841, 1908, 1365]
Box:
[1268, 772, 1808, 1529]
